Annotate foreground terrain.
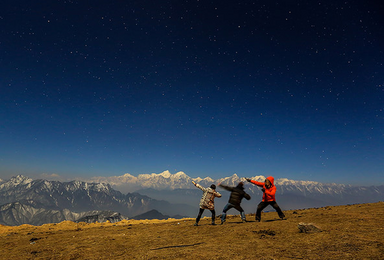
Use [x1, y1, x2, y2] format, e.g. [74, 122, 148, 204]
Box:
[0, 202, 383, 259]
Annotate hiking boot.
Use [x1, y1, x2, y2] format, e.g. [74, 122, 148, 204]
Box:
[211, 222, 216, 225]
[194, 223, 198, 226]
[220, 220, 225, 225]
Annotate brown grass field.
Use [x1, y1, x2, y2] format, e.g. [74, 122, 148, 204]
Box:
[0, 202, 383, 259]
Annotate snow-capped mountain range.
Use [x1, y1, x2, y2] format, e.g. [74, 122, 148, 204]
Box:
[88, 170, 351, 194]
[88, 170, 215, 192]
[89, 170, 279, 191]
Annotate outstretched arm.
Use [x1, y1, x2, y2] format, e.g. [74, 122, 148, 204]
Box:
[219, 183, 233, 192]
[192, 181, 205, 191]
[246, 178, 264, 187]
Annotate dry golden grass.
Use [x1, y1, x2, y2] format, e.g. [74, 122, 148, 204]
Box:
[1, 202, 383, 259]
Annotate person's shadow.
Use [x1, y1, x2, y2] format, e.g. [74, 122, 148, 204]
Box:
[232, 220, 257, 224]
[264, 218, 287, 222]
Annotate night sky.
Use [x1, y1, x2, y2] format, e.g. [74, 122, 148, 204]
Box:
[1, 1, 383, 185]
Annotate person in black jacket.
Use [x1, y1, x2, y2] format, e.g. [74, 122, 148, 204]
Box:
[219, 182, 251, 224]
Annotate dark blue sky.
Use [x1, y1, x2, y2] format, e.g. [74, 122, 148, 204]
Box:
[1, 0, 383, 185]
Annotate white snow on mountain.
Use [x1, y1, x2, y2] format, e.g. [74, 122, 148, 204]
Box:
[86, 170, 341, 193]
[89, 170, 195, 192]
[193, 176, 215, 183]
[275, 178, 320, 186]
[0, 175, 33, 191]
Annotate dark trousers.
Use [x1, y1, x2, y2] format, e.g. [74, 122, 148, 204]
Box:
[221, 203, 246, 222]
[196, 208, 216, 223]
[256, 201, 285, 221]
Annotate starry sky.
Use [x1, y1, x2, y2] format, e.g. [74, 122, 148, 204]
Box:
[1, 0, 383, 185]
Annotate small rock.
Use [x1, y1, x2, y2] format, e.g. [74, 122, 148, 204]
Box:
[298, 222, 322, 233]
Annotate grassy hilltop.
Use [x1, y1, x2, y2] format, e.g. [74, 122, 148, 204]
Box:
[1, 202, 383, 259]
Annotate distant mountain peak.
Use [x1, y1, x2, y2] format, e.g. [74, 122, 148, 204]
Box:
[192, 176, 215, 183]
[174, 171, 188, 178]
[12, 175, 32, 183]
[121, 173, 135, 178]
[159, 170, 172, 178]
[132, 209, 170, 220]
[0, 175, 33, 190]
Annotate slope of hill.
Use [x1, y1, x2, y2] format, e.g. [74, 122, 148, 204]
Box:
[0, 202, 383, 259]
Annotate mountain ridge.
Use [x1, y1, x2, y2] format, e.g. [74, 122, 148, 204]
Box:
[0, 200, 127, 226]
[0, 175, 197, 226]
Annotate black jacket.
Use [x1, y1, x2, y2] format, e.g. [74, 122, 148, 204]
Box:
[219, 183, 251, 206]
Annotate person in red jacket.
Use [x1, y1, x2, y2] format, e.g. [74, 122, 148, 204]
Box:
[246, 176, 285, 222]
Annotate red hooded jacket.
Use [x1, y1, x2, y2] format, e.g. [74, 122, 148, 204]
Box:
[249, 176, 276, 202]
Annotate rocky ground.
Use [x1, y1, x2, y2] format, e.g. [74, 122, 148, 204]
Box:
[1, 202, 383, 259]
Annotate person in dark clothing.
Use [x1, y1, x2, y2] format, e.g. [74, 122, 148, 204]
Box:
[219, 182, 251, 224]
[246, 176, 285, 222]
